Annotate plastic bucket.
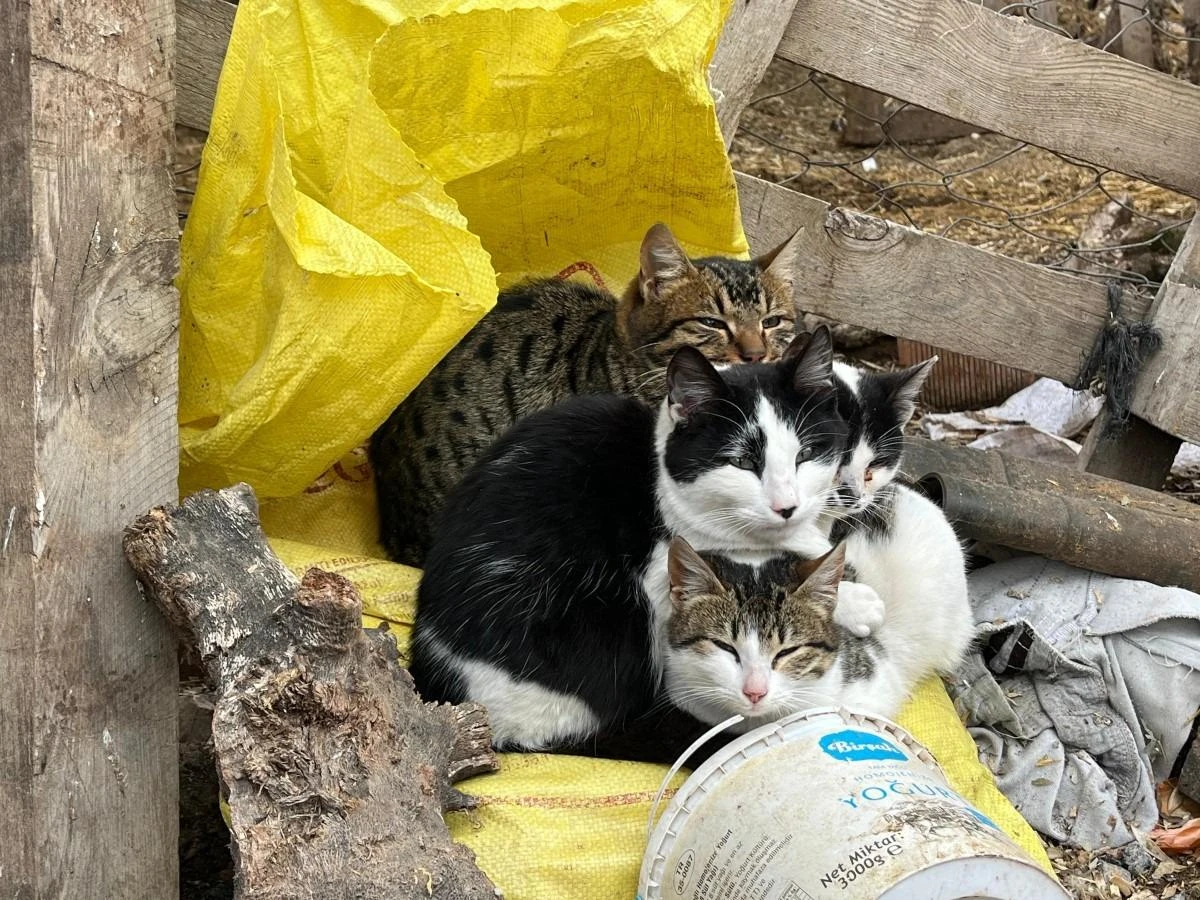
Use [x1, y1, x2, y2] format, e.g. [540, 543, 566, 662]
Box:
[638, 707, 1067, 900]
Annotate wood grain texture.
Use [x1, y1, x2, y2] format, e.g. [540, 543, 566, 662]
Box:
[709, 0, 802, 146]
[1078, 410, 1181, 488]
[1129, 214, 1200, 441]
[123, 485, 500, 899]
[1, 0, 181, 896]
[0, 0, 37, 896]
[776, 0, 1200, 197]
[176, 0, 236, 132]
[1105, 0, 1156, 68]
[736, 173, 1151, 384]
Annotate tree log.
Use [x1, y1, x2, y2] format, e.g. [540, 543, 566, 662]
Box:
[123, 483, 500, 900]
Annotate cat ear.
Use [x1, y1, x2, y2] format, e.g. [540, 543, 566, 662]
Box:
[883, 356, 937, 426]
[666, 346, 728, 422]
[668, 536, 725, 608]
[781, 325, 834, 392]
[639, 223, 697, 300]
[793, 543, 846, 607]
[753, 228, 801, 293]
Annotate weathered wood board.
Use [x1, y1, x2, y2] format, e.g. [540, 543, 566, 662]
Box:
[708, 0, 803, 146]
[0, 0, 181, 896]
[776, 0, 1200, 197]
[177, 0, 237, 133]
[737, 174, 1151, 386]
[1129, 215, 1200, 440]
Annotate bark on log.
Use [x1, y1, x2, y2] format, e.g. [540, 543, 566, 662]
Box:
[123, 483, 500, 900]
[903, 438, 1200, 592]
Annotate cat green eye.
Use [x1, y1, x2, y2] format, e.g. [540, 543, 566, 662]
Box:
[696, 316, 726, 330]
[761, 315, 783, 329]
[795, 447, 814, 465]
[725, 454, 756, 471]
[711, 639, 740, 660]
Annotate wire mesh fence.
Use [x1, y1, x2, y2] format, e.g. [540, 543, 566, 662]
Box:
[731, 0, 1199, 294]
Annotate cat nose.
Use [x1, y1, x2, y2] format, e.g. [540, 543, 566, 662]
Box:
[774, 505, 796, 520]
[739, 348, 765, 363]
[743, 686, 768, 704]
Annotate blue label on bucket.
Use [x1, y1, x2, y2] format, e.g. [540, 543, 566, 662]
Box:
[819, 729, 908, 762]
[968, 807, 1000, 830]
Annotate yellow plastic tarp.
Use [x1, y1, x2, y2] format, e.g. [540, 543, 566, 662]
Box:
[182, 0, 1054, 895]
[179, 0, 746, 497]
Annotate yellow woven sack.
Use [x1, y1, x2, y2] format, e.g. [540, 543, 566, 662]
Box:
[183, 0, 1053, 894]
[263, 454, 1053, 900]
[179, 0, 745, 496]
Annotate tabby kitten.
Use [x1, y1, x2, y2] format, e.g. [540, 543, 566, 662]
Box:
[665, 537, 924, 729]
[409, 332, 855, 751]
[370, 223, 799, 566]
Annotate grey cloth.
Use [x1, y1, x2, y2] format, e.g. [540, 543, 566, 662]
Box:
[948, 556, 1200, 850]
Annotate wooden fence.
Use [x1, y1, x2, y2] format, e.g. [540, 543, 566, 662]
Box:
[3, 0, 1200, 896]
[713, 0, 1200, 485]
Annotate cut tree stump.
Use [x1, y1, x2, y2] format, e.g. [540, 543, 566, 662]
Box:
[123, 483, 500, 900]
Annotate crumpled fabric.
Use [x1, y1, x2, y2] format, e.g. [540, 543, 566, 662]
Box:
[951, 556, 1200, 849]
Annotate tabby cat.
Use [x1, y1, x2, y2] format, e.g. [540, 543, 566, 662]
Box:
[664, 538, 919, 727]
[370, 223, 800, 566]
[408, 331, 877, 750]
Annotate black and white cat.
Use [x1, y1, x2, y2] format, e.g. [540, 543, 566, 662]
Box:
[410, 330, 867, 750]
[829, 357, 935, 524]
[823, 358, 975, 683]
[656, 358, 974, 732]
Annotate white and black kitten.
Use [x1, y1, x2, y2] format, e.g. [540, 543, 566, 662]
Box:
[409, 330, 855, 750]
[824, 358, 975, 682]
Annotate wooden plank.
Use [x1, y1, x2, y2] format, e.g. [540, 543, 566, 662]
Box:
[1079, 411, 1181, 488]
[1105, 0, 1157, 68]
[776, 0, 1200, 197]
[176, 0, 236, 132]
[1124, 214, 1200, 443]
[736, 173, 1153, 384]
[0, 0, 37, 895]
[709, 0, 803, 146]
[0, 0, 181, 896]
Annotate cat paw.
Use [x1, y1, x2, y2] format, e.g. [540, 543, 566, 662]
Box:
[835, 581, 885, 638]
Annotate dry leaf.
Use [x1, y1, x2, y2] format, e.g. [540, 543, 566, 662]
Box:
[1036, 755, 1057, 767]
[1150, 817, 1200, 853]
[1162, 885, 1178, 898]
[1032, 777, 1054, 787]
[1153, 859, 1184, 878]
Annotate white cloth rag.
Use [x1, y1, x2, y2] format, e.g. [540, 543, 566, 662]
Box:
[950, 556, 1200, 850]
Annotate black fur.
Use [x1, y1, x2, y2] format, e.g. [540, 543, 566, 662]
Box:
[411, 336, 847, 750]
[665, 332, 845, 484]
[410, 394, 666, 730]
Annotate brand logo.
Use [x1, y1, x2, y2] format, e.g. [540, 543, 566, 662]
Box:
[819, 729, 908, 762]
